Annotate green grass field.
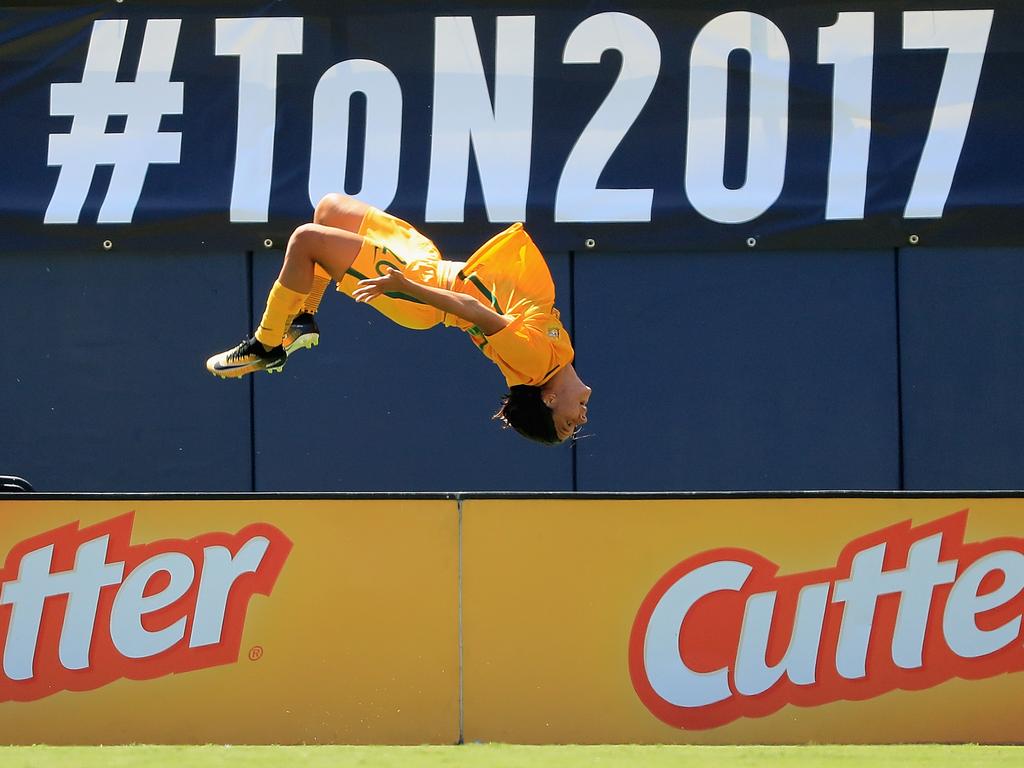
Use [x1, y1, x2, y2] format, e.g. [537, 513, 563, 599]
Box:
[0, 745, 1019, 767]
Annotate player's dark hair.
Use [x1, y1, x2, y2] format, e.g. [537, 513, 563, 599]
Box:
[494, 385, 561, 445]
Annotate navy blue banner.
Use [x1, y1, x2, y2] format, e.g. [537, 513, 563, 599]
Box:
[0, 1, 1021, 252]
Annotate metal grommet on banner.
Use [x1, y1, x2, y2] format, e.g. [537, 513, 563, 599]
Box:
[102, 240, 113, 251]
[584, 238, 596, 250]
[263, 238, 274, 249]
[908, 234, 920, 245]
[746, 237, 757, 248]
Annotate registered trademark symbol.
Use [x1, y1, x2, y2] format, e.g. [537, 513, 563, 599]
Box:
[248, 645, 264, 661]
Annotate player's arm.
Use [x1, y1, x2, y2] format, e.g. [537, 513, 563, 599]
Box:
[352, 267, 510, 335]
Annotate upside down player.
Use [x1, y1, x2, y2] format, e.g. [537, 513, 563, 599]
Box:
[205, 194, 591, 444]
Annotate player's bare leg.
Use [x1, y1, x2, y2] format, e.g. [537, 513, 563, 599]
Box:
[275, 222, 363, 295]
[313, 192, 372, 233]
[283, 194, 372, 355]
[206, 215, 366, 378]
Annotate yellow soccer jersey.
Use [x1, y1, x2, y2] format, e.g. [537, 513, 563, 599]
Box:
[445, 223, 575, 387]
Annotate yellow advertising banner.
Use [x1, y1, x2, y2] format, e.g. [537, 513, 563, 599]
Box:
[5, 494, 1024, 745]
[462, 497, 1024, 744]
[0, 498, 459, 745]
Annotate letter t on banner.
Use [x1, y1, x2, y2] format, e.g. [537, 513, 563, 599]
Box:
[216, 18, 303, 223]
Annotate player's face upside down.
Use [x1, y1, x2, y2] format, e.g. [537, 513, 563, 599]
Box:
[540, 365, 593, 441]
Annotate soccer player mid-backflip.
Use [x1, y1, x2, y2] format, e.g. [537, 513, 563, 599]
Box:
[205, 195, 591, 444]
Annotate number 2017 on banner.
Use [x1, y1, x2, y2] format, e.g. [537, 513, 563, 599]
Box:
[549, 10, 993, 225]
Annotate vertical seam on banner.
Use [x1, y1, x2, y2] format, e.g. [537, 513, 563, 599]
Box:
[569, 249, 578, 492]
[246, 250, 256, 492]
[457, 493, 464, 744]
[894, 247, 905, 490]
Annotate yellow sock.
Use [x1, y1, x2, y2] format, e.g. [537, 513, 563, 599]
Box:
[302, 264, 332, 314]
[255, 281, 306, 348]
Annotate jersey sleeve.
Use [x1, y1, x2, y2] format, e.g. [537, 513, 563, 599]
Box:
[484, 309, 572, 386]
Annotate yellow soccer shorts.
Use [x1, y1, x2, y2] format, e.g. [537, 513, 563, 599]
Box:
[334, 207, 449, 330]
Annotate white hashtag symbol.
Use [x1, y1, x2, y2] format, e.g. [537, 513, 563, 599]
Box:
[46, 19, 183, 224]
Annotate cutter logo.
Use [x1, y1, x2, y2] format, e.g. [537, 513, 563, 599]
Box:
[629, 511, 1024, 729]
[0, 513, 292, 702]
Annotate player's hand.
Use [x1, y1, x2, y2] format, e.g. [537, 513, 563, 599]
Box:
[352, 266, 407, 303]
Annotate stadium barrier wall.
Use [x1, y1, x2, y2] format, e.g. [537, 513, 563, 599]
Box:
[3, 3, 1024, 494]
[5, 246, 1024, 493]
[2, 493, 1024, 745]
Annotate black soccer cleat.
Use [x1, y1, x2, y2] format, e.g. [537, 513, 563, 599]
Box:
[206, 336, 287, 379]
[283, 312, 320, 356]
